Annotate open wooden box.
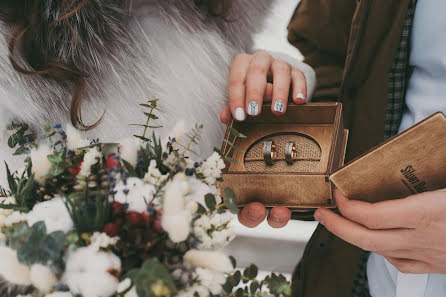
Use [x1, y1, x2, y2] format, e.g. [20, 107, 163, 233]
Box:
[217, 103, 348, 209]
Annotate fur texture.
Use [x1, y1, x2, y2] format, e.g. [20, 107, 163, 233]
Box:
[0, 0, 311, 186]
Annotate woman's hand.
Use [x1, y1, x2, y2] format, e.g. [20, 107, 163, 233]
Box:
[220, 52, 308, 228]
[219, 51, 308, 124]
[315, 189, 446, 274]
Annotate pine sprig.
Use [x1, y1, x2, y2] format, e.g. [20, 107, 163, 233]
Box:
[214, 127, 246, 163]
[132, 97, 163, 142]
[176, 123, 203, 156]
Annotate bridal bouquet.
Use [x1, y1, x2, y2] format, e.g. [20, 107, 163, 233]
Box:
[0, 100, 291, 297]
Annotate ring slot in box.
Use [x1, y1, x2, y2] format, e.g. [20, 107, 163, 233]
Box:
[218, 102, 348, 209]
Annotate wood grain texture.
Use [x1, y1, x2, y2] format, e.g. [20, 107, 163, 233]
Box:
[330, 113, 446, 203]
[219, 103, 348, 209]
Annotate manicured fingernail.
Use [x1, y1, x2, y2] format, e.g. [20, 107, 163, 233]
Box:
[314, 211, 325, 225]
[296, 92, 306, 103]
[247, 101, 259, 116]
[247, 209, 263, 221]
[273, 100, 285, 113]
[235, 107, 246, 121]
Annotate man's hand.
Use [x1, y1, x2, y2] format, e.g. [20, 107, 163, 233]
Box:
[315, 189, 446, 274]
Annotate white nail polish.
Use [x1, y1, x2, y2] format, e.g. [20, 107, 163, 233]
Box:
[296, 93, 305, 101]
[273, 100, 285, 113]
[247, 101, 259, 116]
[235, 107, 246, 121]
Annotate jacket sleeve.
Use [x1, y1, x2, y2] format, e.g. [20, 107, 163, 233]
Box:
[287, 0, 357, 101]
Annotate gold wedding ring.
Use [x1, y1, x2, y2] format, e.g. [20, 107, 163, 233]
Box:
[285, 142, 297, 165]
[263, 140, 277, 166]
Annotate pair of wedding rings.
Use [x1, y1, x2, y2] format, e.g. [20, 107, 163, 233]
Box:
[263, 140, 297, 166]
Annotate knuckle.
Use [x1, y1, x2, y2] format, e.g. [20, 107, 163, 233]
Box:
[249, 63, 269, 76]
[254, 51, 272, 60]
[274, 86, 290, 96]
[233, 53, 251, 62]
[229, 75, 245, 87]
[273, 61, 291, 74]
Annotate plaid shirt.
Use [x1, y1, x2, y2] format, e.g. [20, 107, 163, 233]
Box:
[350, 0, 418, 296]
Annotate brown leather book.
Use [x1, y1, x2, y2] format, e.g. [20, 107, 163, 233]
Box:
[329, 112, 446, 203]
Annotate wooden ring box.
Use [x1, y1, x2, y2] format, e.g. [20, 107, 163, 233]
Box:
[218, 103, 348, 209]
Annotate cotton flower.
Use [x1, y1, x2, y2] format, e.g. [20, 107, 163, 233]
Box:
[89, 232, 119, 251]
[0, 246, 31, 286]
[119, 138, 140, 167]
[26, 197, 73, 233]
[30, 264, 58, 293]
[144, 160, 167, 186]
[78, 147, 102, 177]
[196, 268, 226, 295]
[63, 247, 121, 297]
[65, 124, 90, 151]
[30, 143, 53, 184]
[113, 177, 156, 212]
[184, 250, 233, 273]
[0, 232, 6, 245]
[5, 211, 26, 226]
[161, 174, 192, 242]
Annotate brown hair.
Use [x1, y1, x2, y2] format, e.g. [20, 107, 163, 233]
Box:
[1, 0, 232, 130]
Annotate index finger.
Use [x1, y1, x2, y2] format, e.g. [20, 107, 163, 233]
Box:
[315, 208, 414, 251]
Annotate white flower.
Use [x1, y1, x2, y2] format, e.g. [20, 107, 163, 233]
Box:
[162, 153, 178, 169]
[113, 177, 156, 212]
[119, 138, 140, 167]
[196, 152, 225, 185]
[176, 284, 209, 297]
[117, 278, 132, 293]
[0, 246, 31, 286]
[90, 232, 119, 251]
[144, 160, 167, 186]
[0, 197, 15, 227]
[30, 264, 58, 293]
[184, 250, 233, 273]
[163, 121, 187, 149]
[5, 211, 26, 226]
[124, 287, 138, 297]
[0, 232, 6, 245]
[26, 197, 73, 233]
[63, 247, 121, 297]
[196, 268, 226, 295]
[78, 147, 102, 177]
[184, 178, 222, 207]
[193, 213, 235, 250]
[45, 292, 73, 297]
[30, 144, 53, 184]
[161, 174, 192, 242]
[65, 124, 90, 151]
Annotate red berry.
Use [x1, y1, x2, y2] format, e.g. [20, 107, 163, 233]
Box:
[67, 167, 79, 176]
[152, 219, 163, 233]
[76, 160, 83, 172]
[111, 202, 125, 217]
[114, 217, 125, 229]
[126, 211, 144, 226]
[141, 212, 153, 226]
[106, 154, 120, 169]
[103, 222, 119, 237]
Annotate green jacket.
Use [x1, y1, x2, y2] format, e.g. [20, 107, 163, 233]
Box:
[287, 0, 411, 296]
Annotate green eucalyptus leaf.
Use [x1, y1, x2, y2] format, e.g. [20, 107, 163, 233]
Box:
[224, 156, 237, 163]
[204, 193, 216, 211]
[196, 203, 206, 214]
[13, 147, 31, 156]
[235, 288, 244, 297]
[49, 165, 64, 177]
[229, 256, 237, 268]
[232, 270, 241, 286]
[222, 277, 234, 294]
[250, 282, 259, 293]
